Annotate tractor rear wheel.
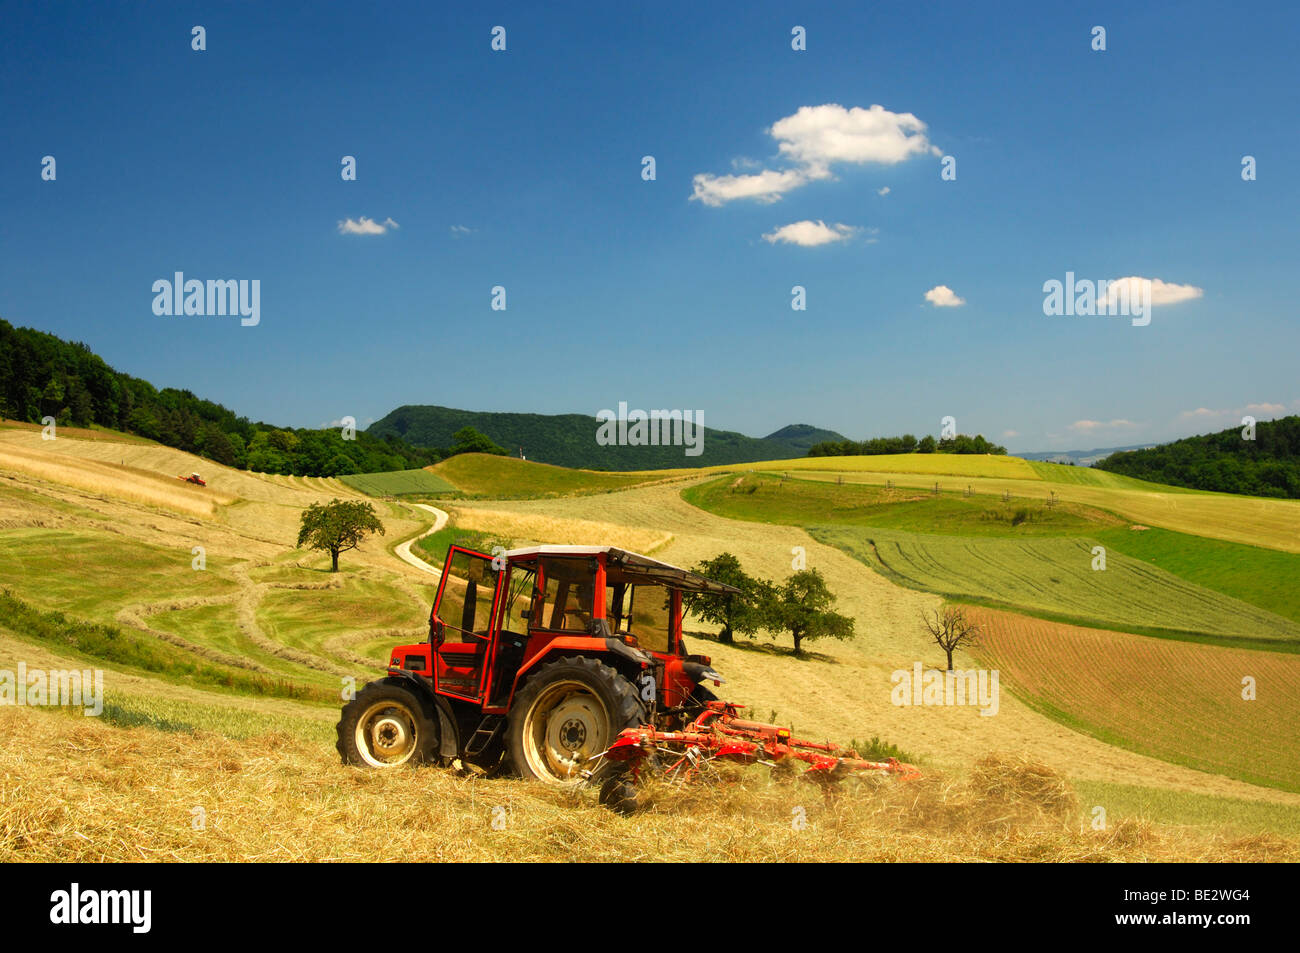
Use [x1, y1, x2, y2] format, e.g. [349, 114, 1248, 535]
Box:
[507, 656, 644, 785]
[337, 678, 440, 768]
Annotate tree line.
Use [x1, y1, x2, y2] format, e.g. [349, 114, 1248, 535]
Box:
[807, 432, 1008, 457]
[1095, 416, 1300, 499]
[0, 319, 502, 477]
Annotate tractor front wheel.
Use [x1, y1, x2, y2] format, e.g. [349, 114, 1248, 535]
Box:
[337, 678, 440, 768]
[507, 656, 644, 785]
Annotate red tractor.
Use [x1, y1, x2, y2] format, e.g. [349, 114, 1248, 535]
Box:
[337, 545, 733, 784]
[338, 543, 918, 807]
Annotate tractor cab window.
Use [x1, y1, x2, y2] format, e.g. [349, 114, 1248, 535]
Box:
[625, 584, 674, 654]
[435, 549, 499, 641]
[500, 566, 536, 633]
[529, 557, 597, 632]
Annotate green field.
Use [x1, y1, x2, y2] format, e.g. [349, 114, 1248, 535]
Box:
[1095, 526, 1300, 624]
[0, 528, 238, 622]
[429, 453, 658, 498]
[1026, 460, 1199, 491]
[338, 468, 456, 497]
[682, 473, 1122, 537]
[413, 522, 511, 565]
[813, 525, 1300, 647]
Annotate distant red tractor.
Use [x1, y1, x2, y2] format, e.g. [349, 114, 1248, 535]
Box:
[178, 472, 206, 486]
[338, 545, 733, 784]
[338, 544, 918, 806]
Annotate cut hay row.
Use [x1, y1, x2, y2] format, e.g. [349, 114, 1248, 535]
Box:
[320, 627, 426, 669]
[0, 441, 222, 518]
[115, 597, 274, 674]
[2, 705, 1295, 862]
[968, 607, 1300, 792]
[229, 563, 354, 678]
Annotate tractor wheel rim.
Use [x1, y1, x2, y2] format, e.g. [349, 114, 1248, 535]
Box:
[525, 681, 611, 783]
[355, 701, 419, 767]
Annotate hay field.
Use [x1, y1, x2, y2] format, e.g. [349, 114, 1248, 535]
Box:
[968, 608, 1300, 792]
[3, 705, 1296, 862]
[3, 430, 1300, 859]
[439, 480, 1300, 807]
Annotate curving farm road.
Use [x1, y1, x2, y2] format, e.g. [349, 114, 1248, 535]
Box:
[394, 502, 449, 576]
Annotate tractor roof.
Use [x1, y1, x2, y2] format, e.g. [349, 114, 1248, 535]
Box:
[504, 545, 741, 596]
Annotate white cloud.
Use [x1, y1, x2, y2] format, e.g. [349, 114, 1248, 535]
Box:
[877, 186, 891, 196]
[691, 103, 939, 206]
[771, 103, 941, 170]
[449, 224, 474, 236]
[1176, 402, 1288, 430]
[1002, 429, 1020, 439]
[762, 220, 858, 247]
[1102, 276, 1203, 308]
[691, 168, 813, 206]
[338, 216, 400, 236]
[923, 285, 966, 307]
[1069, 419, 1140, 433]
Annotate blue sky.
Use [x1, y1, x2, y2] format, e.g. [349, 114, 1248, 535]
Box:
[2, 1, 1296, 452]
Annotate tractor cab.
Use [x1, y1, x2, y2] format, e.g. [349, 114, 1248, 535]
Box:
[419, 545, 735, 713]
[348, 544, 737, 781]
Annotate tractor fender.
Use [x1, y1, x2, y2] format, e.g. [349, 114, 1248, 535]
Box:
[382, 672, 458, 761]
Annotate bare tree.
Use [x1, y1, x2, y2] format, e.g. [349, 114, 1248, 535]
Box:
[921, 607, 981, 671]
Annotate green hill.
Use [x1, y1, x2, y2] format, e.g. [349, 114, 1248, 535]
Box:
[367, 405, 845, 470]
[1095, 416, 1300, 498]
[0, 318, 436, 477]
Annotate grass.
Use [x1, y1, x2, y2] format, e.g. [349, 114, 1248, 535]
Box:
[430, 453, 657, 498]
[0, 418, 157, 444]
[1096, 525, 1300, 624]
[1027, 460, 1197, 491]
[338, 468, 456, 497]
[413, 523, 510, 564]
[3, 704, 1295, 862]
[0, 591, 323, 702]
[0, 528, 239, 623]
[812, 525, 1300, 646]
[5, 424, 1299, 857]
[967, 607, 1300, 792]
[791, 466, 1300, 554]
[0, 439, 227, 517]
[683, 472, 1123, 537]
[1074, 778, 1300, 838]
[258, 575, 421, 666]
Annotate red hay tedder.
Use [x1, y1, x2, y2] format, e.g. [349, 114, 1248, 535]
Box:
[338, 544, 918, 812]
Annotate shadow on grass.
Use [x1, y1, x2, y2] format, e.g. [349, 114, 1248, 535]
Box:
[683, 629, 835, 663]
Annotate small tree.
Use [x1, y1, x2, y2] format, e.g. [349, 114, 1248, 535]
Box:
[922, 606, 981, 671]
[297, 498, 385, 572]
[682, 552, 765, 645]
[763, 568, 855, 656]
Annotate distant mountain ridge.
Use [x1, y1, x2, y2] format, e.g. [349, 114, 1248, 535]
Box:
[1017, 444, 1156, 466]
[367, 405, 846, 470]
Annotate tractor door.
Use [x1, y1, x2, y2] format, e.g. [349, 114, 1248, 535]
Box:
[430, 547, 503, 701]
